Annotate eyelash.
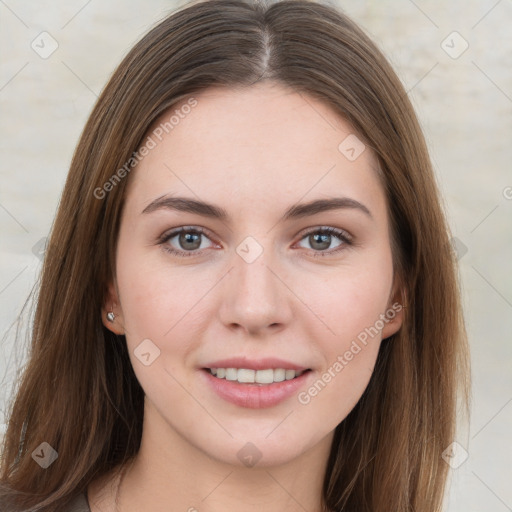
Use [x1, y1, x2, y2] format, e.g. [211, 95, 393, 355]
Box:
[158, 225, 353, 259]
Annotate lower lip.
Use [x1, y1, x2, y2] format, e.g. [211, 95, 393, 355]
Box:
[201, 369, 311, 409]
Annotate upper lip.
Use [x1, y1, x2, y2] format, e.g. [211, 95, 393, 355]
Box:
[202, 357, 309, 371]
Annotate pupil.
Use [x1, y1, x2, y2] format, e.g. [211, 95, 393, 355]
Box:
[311, 233, 330, 250]
[181, 232, 201, 250]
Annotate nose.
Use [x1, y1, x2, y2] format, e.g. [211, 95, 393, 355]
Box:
[217, 245, 293, 336]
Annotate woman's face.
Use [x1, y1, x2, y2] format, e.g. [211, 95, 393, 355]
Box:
[104, 82, 403, 467]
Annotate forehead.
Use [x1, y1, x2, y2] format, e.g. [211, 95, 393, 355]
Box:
[125, 83, 385, 220]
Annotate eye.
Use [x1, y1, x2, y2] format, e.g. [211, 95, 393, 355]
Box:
[158, 225, 353, 258]
[158, 227, 217, 257]
[296, 226, 353, 257]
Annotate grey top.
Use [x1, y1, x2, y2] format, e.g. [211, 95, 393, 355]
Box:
[65, 491, 91, 512]
[0, 490, 91, 511]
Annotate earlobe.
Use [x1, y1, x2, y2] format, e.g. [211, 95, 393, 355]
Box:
[381, 283, 407, 340]
[381, 301, 405, 340]
[101, 282, 125, 335]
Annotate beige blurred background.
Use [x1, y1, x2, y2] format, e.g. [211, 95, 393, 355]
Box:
[1, 0, 511, 510]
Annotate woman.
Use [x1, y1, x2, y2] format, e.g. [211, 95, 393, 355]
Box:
[0, 0, 469, 510]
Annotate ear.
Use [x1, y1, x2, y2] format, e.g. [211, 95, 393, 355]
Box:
[381, 278, 406, 340]
[101, 280, 125, 335]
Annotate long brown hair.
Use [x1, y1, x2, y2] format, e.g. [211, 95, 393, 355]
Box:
[0, 1, 469, 510]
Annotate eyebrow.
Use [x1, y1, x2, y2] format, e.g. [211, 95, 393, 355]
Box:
[141, 195, 372, 221]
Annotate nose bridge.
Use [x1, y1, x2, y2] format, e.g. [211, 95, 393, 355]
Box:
[218, 235, 291, 333]
[236, 247, 274, 297]
[233, 238, 279, 308]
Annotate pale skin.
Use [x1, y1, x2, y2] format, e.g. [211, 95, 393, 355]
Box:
[89, 82, 404, 512]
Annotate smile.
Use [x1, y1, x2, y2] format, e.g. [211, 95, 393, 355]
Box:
[208, 367, 305, 385]
[201, 368, 312, 408]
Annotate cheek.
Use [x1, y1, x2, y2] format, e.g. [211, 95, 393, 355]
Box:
[308, 261, 394, 349]
[116, 243, 203, 338]
[299, 249, 393, 399]
[296, 271, 389, 423]
[115, 256, 204, 400]
[298, 343, 380, 434]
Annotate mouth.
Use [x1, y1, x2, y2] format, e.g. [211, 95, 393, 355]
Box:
[203, 367, 311, 386]
[201, 366, 313, 408]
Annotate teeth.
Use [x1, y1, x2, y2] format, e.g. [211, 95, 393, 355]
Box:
[209, 367, 304, 384]
[255, 369, 273, 384]
[285, 369, 296, 380]
[273, 368, 285, 382]
[238, 368, 256, 383]
[225, 368, 238, 381]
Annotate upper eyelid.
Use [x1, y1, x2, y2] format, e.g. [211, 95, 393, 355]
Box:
[161, 226, 215, 243]
[300, 225, 352, 240]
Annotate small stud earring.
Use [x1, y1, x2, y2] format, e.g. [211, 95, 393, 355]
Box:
[107, 308, 116, 323]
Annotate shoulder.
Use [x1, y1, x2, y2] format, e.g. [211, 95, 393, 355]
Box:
[0, 482, 91, 512]
[63, 491, 91, 512]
